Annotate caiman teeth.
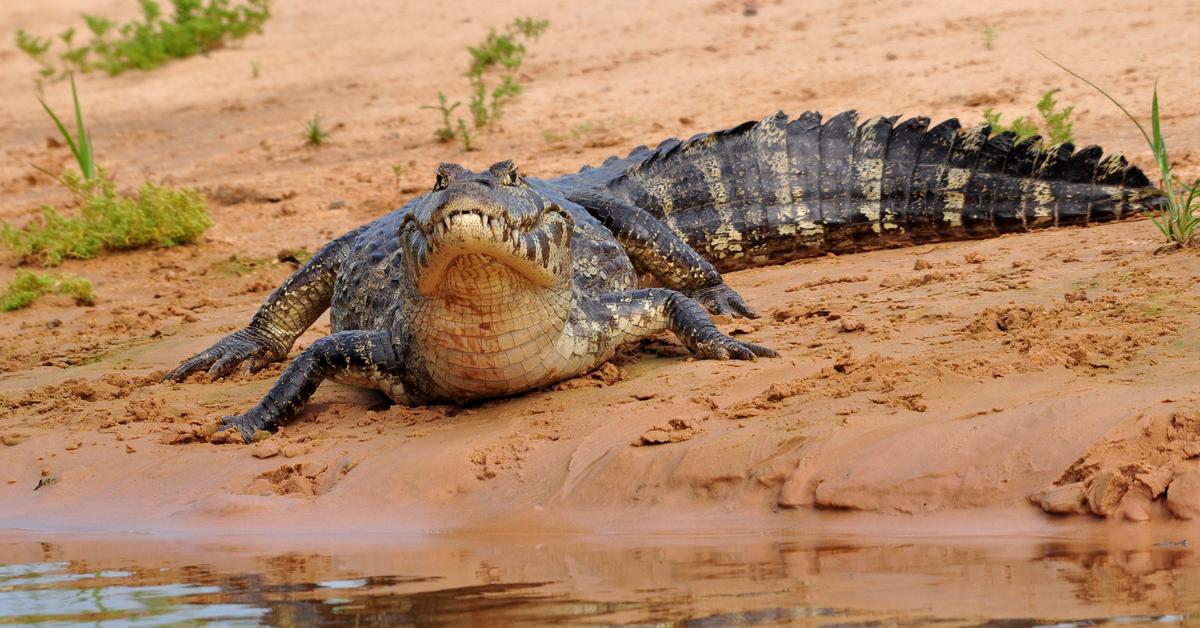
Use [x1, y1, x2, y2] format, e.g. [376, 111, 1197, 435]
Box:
[432, 212, 520, 239]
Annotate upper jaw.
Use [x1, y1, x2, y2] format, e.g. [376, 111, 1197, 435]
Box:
[403, 206, 573, 296]
[429, 210, 516, 244]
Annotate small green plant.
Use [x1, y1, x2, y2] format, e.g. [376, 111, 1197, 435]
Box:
[981, 88, 1075, 144]
[38, 74, 96, 181]
[302, 114, 329, 146]
[250, 60, 261, 78]
[1045, 57, 1199, 248]
[982, 26, 997, 50]
[420, 92, 461, 143]
[1, 270, 95, 312]
[456, 119, 474, 151]
[422, 17, 548, 150]
[1035, 89, 1075, 144]
[464, 17, 548, 128]
[14, 0, 271, 81]
[982, 108, 1039, 141]
[15, 29, 53, 84]
[1, 173, 212, 266]
[15, 29, 51, 58]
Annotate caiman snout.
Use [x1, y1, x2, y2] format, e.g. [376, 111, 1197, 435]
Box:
[400, 162, 577, 297]
[421, 193, 521, 243]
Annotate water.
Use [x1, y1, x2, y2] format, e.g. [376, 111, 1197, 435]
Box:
[1, 534, 1197, 626]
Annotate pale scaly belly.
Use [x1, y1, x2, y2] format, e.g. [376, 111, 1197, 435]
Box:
[419, 323, 573, 399]
[408, 255, 581, 401]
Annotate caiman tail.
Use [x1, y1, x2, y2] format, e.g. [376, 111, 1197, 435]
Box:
[558, 111, 1163, 272]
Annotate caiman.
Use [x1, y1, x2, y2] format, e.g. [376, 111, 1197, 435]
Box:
[164, 111, 1163, 442]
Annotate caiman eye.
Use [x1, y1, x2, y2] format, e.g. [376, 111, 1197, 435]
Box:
[500, 167, 522, 187]
[433, 171, 449, 191]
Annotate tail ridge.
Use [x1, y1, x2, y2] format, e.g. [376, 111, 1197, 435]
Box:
[556, 111, 1162, 271]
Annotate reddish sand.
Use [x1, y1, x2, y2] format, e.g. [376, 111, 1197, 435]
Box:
[1, 0, 1199, 537]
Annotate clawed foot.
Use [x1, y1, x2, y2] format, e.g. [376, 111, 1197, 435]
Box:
[687, 283, 760, 319]
[218, 413, 265, 444]
[164, 328, 285, 382]
[694, 333, 778, 360]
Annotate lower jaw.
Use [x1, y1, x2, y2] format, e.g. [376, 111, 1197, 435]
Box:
[415, 251, 559, 296]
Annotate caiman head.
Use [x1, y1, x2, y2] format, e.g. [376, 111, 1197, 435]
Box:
[397, 160, 579, 398]
[399, 160, 575, 298]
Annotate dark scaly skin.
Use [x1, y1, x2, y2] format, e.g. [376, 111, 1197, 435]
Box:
[561, 111, 1161, 270]
[165, 112, 1164, 442]
[163, 226, 366, 381]
[564, 188, 759, 318]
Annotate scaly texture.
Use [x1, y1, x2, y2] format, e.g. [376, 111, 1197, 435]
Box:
[164, 113, 1163, 442]
[560, 111, 1159, 270]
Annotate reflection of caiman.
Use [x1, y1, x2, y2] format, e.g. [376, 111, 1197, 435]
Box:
[165, 111, 1163, 442]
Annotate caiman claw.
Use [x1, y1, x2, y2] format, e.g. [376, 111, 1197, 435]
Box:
[218, 413, 264, 444]
[164, 328, 285, 382]
[694, 335, 778, 360]
[687, 283, 760, 319]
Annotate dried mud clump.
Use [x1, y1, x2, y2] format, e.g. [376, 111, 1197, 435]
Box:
[719, 351, 922, 420]
[1031, 408, 1200, 521]
[159, 418, 221, 444]
[3, 373, 138, 410]
[470, 438, 534, 481]
[879, 271, 960, 289]
[552, 361, 627, 390]
[245, 458, 354, 497]
[635, 418, 701, 446]
[784, 274, 868, 291]
[959, 295, 1177, 373]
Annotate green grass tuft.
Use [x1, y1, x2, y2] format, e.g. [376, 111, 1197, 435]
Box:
[8, 65, 211, 266]
[38, 74, 96, 180]
[1, 173, 212, 267]
[1043, 55, 1199, 248]
[15, 0, 270, 81]
[1, 270, 95, 312]
[302, 114, 329, 146]
[982, 89, 1075, 144]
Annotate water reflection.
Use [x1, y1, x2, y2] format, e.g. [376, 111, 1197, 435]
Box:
[0, 565, 266, 625]
[0, 535, 1197, 625]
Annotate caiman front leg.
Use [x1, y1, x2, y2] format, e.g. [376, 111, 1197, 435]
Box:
[219, 330, 406, 443]
[574, 288, 777, 366]
[566, 190, 759, 318]
[164, 226, 365, 381]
